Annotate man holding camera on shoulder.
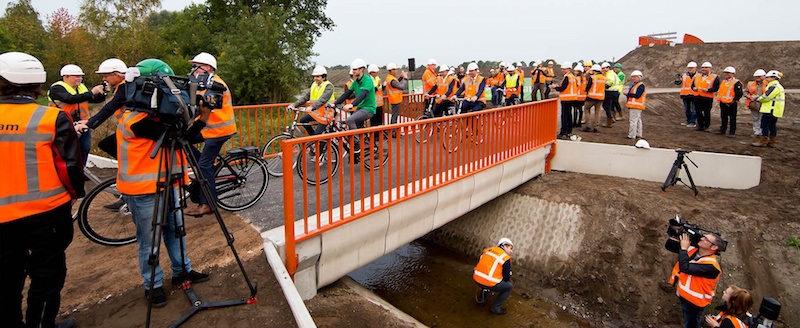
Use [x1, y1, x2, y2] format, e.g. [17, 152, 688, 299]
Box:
[669, 232, 723, 328]
[118, 59, 212, 308]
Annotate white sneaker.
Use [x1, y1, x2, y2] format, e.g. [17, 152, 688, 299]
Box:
[686, 123, 697, 128]
[680, 122, 687, 126]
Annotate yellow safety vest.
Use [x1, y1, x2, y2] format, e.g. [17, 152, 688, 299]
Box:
[48, 81, 91, 121]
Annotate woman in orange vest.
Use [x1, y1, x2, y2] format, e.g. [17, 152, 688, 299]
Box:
[473, 238, 514, 315]
[625, 70, 646, 139]
[704, 285, 753, 328]
[0, 52, 84, 328]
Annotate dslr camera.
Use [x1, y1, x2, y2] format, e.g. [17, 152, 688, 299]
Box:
[664, 215, 727, 253]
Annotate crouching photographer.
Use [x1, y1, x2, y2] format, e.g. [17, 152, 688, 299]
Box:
[117, 59, 214, 308]
[665, 216, 728, 328]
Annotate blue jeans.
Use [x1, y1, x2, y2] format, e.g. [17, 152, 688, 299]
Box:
[491, 86, 502, 106]
[683, 96, 696, 124]
[191, 135, 231, 205]
[79, 129, 92, 166]
[680, 297, 704, 328]
[123, 193, 192, 289]
[460, 101, 485, 113]
[488, 281, 513, 311]
[760, 113, 778, 137]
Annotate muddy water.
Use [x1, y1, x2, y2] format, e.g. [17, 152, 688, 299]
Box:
[349, 239, 589, 328]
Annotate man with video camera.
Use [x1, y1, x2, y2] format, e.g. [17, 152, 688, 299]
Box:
[668, 229, 723, 328]
[118, 59, 212, 308]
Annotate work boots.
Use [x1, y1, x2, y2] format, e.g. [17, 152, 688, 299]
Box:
[607, 118, 615, 127]
[767, 136, 777, 148]
[751, 136, 769, 147]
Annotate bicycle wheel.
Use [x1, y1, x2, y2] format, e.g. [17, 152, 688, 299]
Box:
[262, 133, 300, 177]
[363, 131, 390, 170]
[297, 140, 339, 185]
[77, 178, 136, 246]
[214, 153, 269, 211]
[413, 114, 434, 144]
[441, 120, 461, 153]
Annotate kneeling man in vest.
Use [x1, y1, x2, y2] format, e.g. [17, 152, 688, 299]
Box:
[473, 238, 514, 315]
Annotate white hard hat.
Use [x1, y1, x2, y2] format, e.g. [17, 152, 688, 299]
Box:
[723, 66, 736, 74]
[498, 237, 513, 247]
[601, 62, 611, 68]
[507, 65, 515, 71]
[386, 62, 398, 70]
[190, 52, 217, 70]
[311, 65, 327, 76]
[60, 64, 85, 76]
[560, 61, 571, 68]
[548, 61, 554, 65]
[753, 69, 766, 77]
[591, 64, 602, 72]
[438, 64, 449, 72]
[687, 61, 698, 68]
[428, 58, 438, 66]
[96, 58, 127, 74]
[448, 68, 455, 75]
[0, 52, 46, 85]
[631, 70, 643, 77]
[701, 61, 712, 68]
[765, 70, 781, 79]
[635, 139, 650, 149]
[573, 64, 584, 72]
[351, 58, 367, 69]
[368, 64, 379, 73]
[348, 68, 354, 75]
[467, 62, 479, 71]
[499, 62, 506, 67]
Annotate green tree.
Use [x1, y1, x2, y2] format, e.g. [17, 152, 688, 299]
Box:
[79, 0, 162, 62]
[42, 8, 100, 83]
[0, 0, 47, 58]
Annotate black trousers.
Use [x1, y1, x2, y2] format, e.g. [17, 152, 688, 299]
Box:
[433, 100, 453, 117]
[694, 97, 714, 130]
[573, 101, 585, 127]
[719, 102, 738, 135]
[761, 113, 778, 137]
[560, 101, 576, 136]
[0, 203, 73, 328]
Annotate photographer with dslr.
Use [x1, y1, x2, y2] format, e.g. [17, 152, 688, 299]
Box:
[185, 52, 237, 217]
[118, 59, 212, 308]
[668, 228, 723, 328]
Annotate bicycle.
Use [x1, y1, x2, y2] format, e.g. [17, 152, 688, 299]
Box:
[296, 106, 389, 185]
[414, 96, 463, 153]
[76, 146, 269, 246]
[262, 106, 317, 177]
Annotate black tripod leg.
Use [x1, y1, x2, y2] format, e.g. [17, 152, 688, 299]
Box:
[683, 163, 699, 197]
[662, 160, 681, 191]
[145, 149, 176, 328]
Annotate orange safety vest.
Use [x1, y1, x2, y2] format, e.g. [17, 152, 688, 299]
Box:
[680, 73, 697, 96]
[422, 67, 437, 94]
[669, 247, 721, 308]
[626, 82, 646, 110]
[745, 80, 767, 108]
[112, 82, 126, 122]
[473, 246, 510, 287]
[0, 104, 71, 223]
[116, 111, 187, 195]
[588, 73, 606, 100]
[545, 67, 555, 82]
[372, 75, 384, 107]
[712, 312, 747, 328]
[384, 74, 403, 105]
[344, 80, 353, 105]
[717, 78, 741, 104]
[693, 73, 718, 99]
[48, 81, 91, 122]
[200, 75, 237, 139]
[434, 75, 456, 103]
[518, 70, 525, 96]
[558, 73, 578, 101]
[463, 75, 486, 102]
[576, 75, 587, 101]
[492, 72, 505, 87]
[532, 68, 546, 83]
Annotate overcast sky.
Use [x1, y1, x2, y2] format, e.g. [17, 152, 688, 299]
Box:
[8, 0, 799, 68]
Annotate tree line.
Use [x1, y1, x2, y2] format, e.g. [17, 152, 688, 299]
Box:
[0, 0, 333, 104]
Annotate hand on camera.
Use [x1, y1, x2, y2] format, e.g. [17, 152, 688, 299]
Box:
[197, 103, 212, 123]
[91, 85, 105, 95]
[679, 234, 691, 251]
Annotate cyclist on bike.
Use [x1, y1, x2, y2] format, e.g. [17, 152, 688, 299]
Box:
[185, 52, 238, 217]
[332, 58, 376, 149]
[453, 62, 487, 113]
[427, 65, 457, 117]
[504, 65, 521, 106]
[288, 65, 335, 136]
[423, 59, 438, 109]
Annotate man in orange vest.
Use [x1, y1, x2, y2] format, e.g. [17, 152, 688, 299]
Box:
[625, 70, 646, 139]
[743, 69, 767, 137]
[0, 52, 84, 328]
[669, 233, 723, 328]
[119, 59, 213, 308]
[48, 64, 106, 166]
[674, 61, 698, 128]
[584, 64, 606, 131]
[453, 62, 487, 113]
[384, 62, 408, 125]
[551, 61, 578, 139]
[543, 61, 555, 99]
[715, 67, 743, 137]
[473, 238, 514, 315]
[531, 62, 547, 101]
[691, 62, 720, 132]
[422, 59, 439, 110]
[185, 52, 238, 217]
[491, 63, 507, 106]
[428, 65, 456, 117]
[85, 58, 129, 158]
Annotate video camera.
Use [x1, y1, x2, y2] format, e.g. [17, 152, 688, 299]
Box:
[664, 215, 727, 253]
[125, 71, 226, 125]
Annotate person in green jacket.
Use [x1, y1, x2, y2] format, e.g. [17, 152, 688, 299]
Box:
[750, 70, 785, 148]
[613, 63, 626, 120]
[601, 63, 623, 121]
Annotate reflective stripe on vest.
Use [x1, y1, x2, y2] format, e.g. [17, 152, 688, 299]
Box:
[558, 73, 578, 101]
[694, 74, 717, 99]
[605, 70, 622, 92]
[201, 76, 237, 139]
[48, 81, 91, 121]
[309, 80, 336, 124]
[681, 73, 696, 96]
[463, 75, 486, 102]
[758, 81, 785, 118]
[717, 78, 740, 104]
[545, 68, 554, 82]
[423, 68, 437, 92]
[384, 74, 403, 105]
[0, 104, 70, 223]
[626, 82, 646, 110]
[676, 253, 721, 307]
[473, 246, 510, 287]
[117, 111, 186, 195]
[505, 73, 520, 97]
[588, 74, 606, 100]
[576, 75, 587, 101]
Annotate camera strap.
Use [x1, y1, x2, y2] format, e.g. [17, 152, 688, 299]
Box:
[160, 75, 192, 123]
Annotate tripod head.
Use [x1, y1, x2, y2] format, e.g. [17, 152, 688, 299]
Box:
[674, 149, 698, 168]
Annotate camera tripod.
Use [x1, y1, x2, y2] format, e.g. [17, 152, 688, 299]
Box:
[661, 149, 698, 197]
[144, 127, 257, 328]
